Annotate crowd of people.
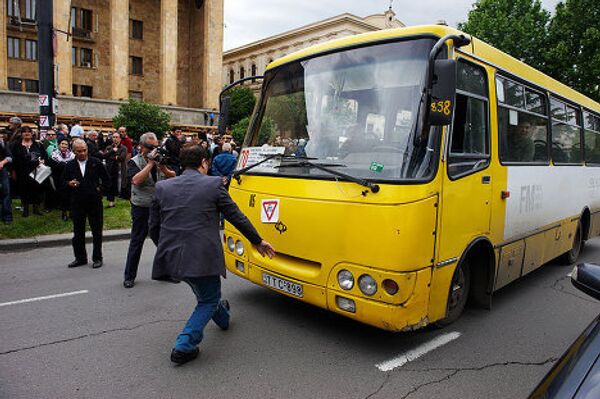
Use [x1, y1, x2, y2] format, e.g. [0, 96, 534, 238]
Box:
[0, 116, 241, 225]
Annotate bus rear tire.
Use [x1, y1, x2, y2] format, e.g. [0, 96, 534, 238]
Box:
[434, 259, 471, 328]
[560, 221, 582, 265]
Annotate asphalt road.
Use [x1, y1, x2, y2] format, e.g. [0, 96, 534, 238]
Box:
[1, 239, 599, 399]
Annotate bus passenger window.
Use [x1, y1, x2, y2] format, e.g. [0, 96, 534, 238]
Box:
[584, 112, 600, 165]
[498, 77, 549, 164]
[448, 60, 489, 178]
[551, 97, 582, 164]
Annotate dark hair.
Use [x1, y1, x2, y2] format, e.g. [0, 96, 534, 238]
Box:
[21, 126, 32, 133]
[180, 144, 209, 169]
[58, 138, 70, 145]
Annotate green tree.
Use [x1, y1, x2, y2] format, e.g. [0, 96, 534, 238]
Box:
[112, 100, 171, 141]
[225, 86, 256, 127]
[231, 116, 275, 145]
[458, 0, 551, 71]
[545, 0, 600, 102]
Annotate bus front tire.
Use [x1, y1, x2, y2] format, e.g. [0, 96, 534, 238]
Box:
[560, 221, 583, 265]
[434, 259, 471, 328]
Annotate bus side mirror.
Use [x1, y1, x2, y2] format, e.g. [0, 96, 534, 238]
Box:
[218, 96, 230, 136]
[427, 59, 457, 126]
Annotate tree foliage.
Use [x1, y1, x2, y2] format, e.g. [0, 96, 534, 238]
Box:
[226, 86, 256, 128]
[458, 0, 551, 71]
[545, 0, 600, 102]
[231, 116, 275, 145]
[112, 100, 171, 141]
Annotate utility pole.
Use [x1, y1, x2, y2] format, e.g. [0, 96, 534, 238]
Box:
[37, 0, 55, 133]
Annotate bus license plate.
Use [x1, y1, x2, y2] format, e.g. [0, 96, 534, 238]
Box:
[262, 273, 304, 298]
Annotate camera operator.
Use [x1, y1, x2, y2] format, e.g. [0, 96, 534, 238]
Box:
[164, 130, 183, 175]
[123, 132, 175, 288]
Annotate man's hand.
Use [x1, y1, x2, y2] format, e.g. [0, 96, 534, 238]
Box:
[68, 179, 80, 188]
[254, 240, 275, 259]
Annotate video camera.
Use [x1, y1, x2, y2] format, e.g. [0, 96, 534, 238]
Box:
[146, 144, 171, 165]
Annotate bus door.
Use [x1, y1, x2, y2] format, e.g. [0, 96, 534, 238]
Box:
[429, 59, 493, 320]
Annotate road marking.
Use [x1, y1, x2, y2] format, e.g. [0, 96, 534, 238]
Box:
[376, 331, 461, 372]
[0, 290, 89, 307]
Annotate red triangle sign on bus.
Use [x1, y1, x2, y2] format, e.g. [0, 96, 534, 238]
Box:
[261, 199, 280, 223]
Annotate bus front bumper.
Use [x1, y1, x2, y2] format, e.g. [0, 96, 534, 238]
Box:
[225, 254, 432, 332]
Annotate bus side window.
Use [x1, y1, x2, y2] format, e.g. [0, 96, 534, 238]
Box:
[584, 112, 600, 165]
[448, 60, 490, 178]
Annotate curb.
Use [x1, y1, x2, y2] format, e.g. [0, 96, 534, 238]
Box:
[0, 229, 131, 252]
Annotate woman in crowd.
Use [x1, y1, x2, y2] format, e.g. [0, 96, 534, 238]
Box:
[10, 126, 48, 217]
[102, 131, 127, 208]
[51, 138, 75, 221]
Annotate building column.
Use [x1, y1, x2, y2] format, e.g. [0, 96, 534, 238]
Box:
[53, 0, 72, 95]
[110, 0, 129, 100]
[0, 0, 7, 90]
[160, 0, 177, 105]
[201, 0, 223, 110]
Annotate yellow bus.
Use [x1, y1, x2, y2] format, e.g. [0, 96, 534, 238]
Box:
[221, 25, 600, 331]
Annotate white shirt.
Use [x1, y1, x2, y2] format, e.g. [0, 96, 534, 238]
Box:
[78, 159, 87, 177]
[70, 124, 84, 137]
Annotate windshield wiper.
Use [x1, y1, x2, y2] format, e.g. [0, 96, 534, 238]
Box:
[232, 154, 317, 183]
[278, 160, 380, 194]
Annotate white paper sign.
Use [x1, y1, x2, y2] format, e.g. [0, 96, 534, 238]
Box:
[38, 94, 49, 107]
[237, 146, 285, 173]
[509, 110, 518, 126]
[39, 115, 49, 127]
[261, 199, 280, 223]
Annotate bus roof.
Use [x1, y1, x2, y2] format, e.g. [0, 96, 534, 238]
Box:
[267, 24, 600, 113]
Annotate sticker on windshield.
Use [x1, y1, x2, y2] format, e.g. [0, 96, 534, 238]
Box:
[237, 146, 285, 173]
[370, 162, 384, 173]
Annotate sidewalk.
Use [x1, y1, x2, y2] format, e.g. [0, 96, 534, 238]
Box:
[0, 229, 131, 252]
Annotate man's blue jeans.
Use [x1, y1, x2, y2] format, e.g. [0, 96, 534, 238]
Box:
[175, 276, 230, 353]
[0, 169, 12, 222]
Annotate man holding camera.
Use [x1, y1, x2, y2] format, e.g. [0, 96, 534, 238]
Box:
[123, 132, 176, 288]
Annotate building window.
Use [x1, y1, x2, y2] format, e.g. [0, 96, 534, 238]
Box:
[24, 0, 36, 20]
[129, 91, 143, 101]
[72, 84, 78, 96]
[8, 77, 22, 91]
[7, 37, 20, 59]
[70, 7, 77, 29]
[130, 20, 143, 40]
[25, 40, 37, 61]
[251, 64, 257, 76]
[24, 79, 38, 93]
[240, 66, 245, 79]
[7, 0, 17, 17]
[229, 69, 234, 84]
[80, 85, 93, 97]
[80, 9, 92, 31]
[72, 47, 77, 65]
[130, 56, 143, 75]
[80, 48, 93, 67]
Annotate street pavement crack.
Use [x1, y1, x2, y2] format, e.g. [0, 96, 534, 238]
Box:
[364, 373, 390, 399]
[549, 275, 596, 304]
[0, 318, 186, 356]
[397, 357, 558, 399]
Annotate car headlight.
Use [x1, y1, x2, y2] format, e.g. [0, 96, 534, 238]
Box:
[337, 269, 354, 290]
[235, 240, 244, 256]
[358, 274, 377, 296]
[227, 236, 235, 252]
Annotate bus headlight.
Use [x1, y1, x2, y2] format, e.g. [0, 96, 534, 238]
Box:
[382, 279, 399, 295]
[337, 270, 354, 290]
[235, 240, 244, 256]
[358, 274, 377, 296]
[227, 237, 235, 252]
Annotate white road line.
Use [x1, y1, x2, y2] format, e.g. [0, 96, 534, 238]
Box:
[0, 290, 89, 307]
[376, 331, 461, 372]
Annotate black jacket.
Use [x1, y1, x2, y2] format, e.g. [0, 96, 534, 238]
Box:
[62, 156, 110, 202]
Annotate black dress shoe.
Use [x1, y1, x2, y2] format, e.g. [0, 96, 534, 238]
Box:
[170, 347, 199, 365]
[219, 300, 230, 330]
[92, 260, 103, 268]
[68, 259, 87, 268]
[123, 280, 135, 288]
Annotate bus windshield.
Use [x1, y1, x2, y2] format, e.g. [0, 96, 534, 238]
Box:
[246, 38, 440, 182]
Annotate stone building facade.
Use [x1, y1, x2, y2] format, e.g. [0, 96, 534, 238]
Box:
[223, 7, 404, 91]
[0, 0, 223, 121]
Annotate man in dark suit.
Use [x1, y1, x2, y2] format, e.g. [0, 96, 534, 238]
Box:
[150, 145, 275, 365]
[63, 139, 110, 269]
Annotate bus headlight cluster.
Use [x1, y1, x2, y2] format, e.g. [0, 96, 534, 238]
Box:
[358, 274, 378, 296]
[226, 236, 245, 256]
[337, 269, 354, 290]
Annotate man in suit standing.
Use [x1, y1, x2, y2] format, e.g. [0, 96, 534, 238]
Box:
[64, 139, 110, 269]
[150, 145, 275, 365]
